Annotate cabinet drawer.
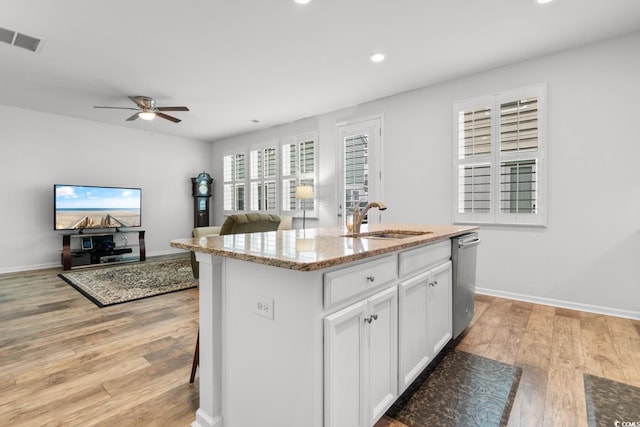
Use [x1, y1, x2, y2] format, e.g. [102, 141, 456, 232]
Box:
[399, 240, 451, 279]
[324, 255, 397, 310]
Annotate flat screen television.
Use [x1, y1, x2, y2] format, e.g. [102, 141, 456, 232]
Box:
[54, 184, 142, 231]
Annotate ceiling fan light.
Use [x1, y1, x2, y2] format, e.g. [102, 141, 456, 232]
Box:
[139, 111, 156, 121]
[370, 53, 385, 63]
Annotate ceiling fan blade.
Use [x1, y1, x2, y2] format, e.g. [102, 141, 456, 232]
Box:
[94, 106, 139, 110]
[157, 106, 189, 112]
[156, 112, 181, 123]
[126, 112, 140, 121]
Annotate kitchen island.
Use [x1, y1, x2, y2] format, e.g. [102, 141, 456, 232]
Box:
[171, 223, 478, 427]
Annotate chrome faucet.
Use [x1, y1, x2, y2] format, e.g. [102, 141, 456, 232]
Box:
[352, 201, 387, 235]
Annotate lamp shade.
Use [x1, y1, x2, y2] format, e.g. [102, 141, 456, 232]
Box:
[138, 111, 156, 121]
[295, 185, 314, 199]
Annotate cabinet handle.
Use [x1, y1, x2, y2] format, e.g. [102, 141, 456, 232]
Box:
[429, 282, 435, 287]
[366, 275, 375, 282]
[434, 280, 438, 286]
[371, 314, 378, 321]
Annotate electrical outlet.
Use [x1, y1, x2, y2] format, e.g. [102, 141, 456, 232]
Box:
[255, 295, 274, 320]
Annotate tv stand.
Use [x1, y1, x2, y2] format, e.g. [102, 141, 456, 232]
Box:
[61, 230, 146, 271]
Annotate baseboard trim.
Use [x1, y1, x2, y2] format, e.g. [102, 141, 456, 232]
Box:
[191, 408, 222, 427]
[476, 286, 640, 321]
[0, 262, 59, 274]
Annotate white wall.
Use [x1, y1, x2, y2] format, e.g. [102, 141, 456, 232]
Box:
[0, 105, 212, 272]
[211, 31, 640, 318]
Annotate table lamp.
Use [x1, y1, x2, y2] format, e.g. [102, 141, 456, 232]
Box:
[295, 185, 314, 230]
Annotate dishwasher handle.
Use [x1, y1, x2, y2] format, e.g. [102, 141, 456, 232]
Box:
[458, 237, 481, 249]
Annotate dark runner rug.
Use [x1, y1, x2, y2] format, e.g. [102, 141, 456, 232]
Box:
[584, 374, 640, 427]
[387, 349, 522, 427]
[59, 258, 197, 307]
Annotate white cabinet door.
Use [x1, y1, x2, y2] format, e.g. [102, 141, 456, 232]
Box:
[367, 286, 398, 424]
[398, 270, 431, 392]
[324, 300, 368, 427]
[427, 261, 453, 357]
[398, 260, 453, 393]
[324, 286, 398, 427]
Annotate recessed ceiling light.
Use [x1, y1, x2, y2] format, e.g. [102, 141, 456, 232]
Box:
[536, 0, 554, 4]
[370, 53, 385, 63]
[294, 0, 311, 4]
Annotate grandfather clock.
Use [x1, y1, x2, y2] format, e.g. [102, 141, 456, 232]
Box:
[192, 171, 213, 228]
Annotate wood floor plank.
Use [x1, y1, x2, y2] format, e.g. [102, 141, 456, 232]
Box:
[483, 303, 532, 365]
[542, 315, 586, 426]
[514, 304, 556, 370]
[506, 364, 548, 427]
[581, 314, 627, 383]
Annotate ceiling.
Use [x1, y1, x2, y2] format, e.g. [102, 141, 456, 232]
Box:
[2, 0, 640, 142]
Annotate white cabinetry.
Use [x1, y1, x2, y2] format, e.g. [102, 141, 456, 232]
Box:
[398, 271, 430, 390]
[428, 261, 453, 357]
[398, 241, 452, 393]
[324, 262, 398, 427]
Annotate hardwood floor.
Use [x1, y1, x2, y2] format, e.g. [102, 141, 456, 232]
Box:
[1, 266, 638, 426]
[377, 294, 640, 427]
[0, 262, 200, 426]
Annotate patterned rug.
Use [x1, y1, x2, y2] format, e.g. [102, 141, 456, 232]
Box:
[59, 258, 197, 307]
[387, 349, 522, 427]
[584, 374, 640, 427]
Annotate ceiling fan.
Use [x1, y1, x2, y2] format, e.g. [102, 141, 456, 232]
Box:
[93, 96, 189, 123]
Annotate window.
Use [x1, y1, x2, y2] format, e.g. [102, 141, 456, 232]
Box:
[453, 84, 546, 226]
[337, 117, 382, 225]
[281, 132, 317, 216]
[344, 133, 369, 216]
[249, 145, 277, 211]
[223, 131, 317, 216]
[223, 153, 246, 211]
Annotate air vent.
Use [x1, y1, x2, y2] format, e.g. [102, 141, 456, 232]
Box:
[0, 26, 42, 52]
[0, 27, 14, 44]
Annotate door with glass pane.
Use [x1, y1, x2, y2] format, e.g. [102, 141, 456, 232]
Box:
[337, 118, 382, 226]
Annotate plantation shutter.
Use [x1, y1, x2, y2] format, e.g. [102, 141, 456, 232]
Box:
[344, 133, 369, 215]
[281, 133, 317, 215]
[223, 153, 247, 212]
[249, 146, 277, 212]
[453, 84, 546, 226]
[281, 141, 297, 212]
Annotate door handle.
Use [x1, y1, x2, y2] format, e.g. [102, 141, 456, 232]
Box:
[459, 239, 481, 249]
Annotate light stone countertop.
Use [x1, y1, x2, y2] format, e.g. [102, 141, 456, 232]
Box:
[170, 223, 478, 271]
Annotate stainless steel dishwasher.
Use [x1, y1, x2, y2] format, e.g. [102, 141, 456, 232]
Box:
[451, 232, 481, 338]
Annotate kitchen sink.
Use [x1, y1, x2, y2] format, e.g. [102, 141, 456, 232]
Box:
[342, 230, 432, 239]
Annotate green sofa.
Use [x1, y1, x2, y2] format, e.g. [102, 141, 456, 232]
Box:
[190, 213, 281, 279]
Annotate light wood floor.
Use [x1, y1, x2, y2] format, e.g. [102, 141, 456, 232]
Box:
[377, 294, 640, 427]
[0, 262, 200, 426]
[1, 266, 639, 426]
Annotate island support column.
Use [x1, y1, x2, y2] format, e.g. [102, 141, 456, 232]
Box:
[192, 253, 224, 427]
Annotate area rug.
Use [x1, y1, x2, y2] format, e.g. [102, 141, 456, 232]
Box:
[584, 374, 640, 427]
[387, 349, 522, 427]
[59, 258, 197, 307]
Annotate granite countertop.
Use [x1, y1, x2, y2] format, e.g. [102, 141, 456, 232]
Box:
[170, 223, 478, 271]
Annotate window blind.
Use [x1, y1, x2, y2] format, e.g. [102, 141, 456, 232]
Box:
[224, 132, 317, 215]
[460, 107, 492, 158]
[344, 134, 369, 214]
[453, 84, 546, 226]
[458, 164, 491, 213]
